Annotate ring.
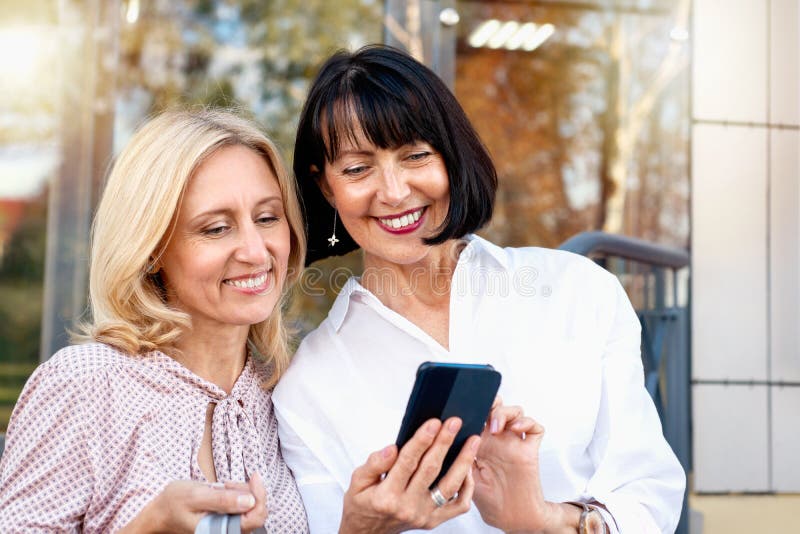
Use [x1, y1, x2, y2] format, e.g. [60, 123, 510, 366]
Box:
[430, 485, 448, 508]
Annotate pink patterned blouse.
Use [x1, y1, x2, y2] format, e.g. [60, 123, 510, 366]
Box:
[0, 343, 309, 533]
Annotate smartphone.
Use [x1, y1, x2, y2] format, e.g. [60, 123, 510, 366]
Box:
[395, 362, 502, 487]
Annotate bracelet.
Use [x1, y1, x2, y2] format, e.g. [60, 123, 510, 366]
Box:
[566, 501, 609, 534]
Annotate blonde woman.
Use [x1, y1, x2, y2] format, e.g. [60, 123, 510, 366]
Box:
[0, 109, 480, 533]
[0, 109, 308, 532]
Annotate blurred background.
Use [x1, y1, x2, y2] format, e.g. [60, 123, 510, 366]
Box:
[0, 1, 797, 532]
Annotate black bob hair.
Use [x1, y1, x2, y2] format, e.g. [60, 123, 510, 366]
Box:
[294, 44, 497, 265]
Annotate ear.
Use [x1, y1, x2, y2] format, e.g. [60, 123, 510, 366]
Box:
[313, 165, 336, 208]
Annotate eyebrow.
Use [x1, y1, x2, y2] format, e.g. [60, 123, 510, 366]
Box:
[336, 149, 374, 158]
[187, 196, 283, 224]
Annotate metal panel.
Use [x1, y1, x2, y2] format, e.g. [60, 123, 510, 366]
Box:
[770, 0, 800, 126]
[693, 384, 769, 492]
[691, 124, 768, 381]
[769, 129, 800, 382]
[771, 385, 800, 491]
[693, 0, 768, 123]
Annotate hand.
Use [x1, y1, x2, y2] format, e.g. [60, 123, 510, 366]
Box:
[121, 472, 268, 534]
[472, 400, 567, 533]
[339, 417, 480, 534]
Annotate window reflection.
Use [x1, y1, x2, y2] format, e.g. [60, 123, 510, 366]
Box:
[454, 0, 690, 250]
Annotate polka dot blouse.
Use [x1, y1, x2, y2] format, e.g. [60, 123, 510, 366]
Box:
[0, 343, 309, 533]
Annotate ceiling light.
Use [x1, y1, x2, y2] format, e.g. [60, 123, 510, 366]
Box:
[487, 21, 519, 49]
[468, 19, 555, 52]
[523, 23, 555, 52]
[468, 19, 501, 48]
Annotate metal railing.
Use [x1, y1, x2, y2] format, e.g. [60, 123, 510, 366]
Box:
[560, 231, 691, 534]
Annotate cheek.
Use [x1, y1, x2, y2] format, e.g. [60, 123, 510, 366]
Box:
[272, 224, 293, 270]
[331, 184, 371, 216]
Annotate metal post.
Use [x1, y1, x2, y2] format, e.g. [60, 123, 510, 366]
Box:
[40, 0, 119, 360]
[383, 0, 457, 89]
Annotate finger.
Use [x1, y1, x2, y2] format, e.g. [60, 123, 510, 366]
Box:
[185, 484, 258, 515]
[383, 418, 441, 491]
[491, 395, 502, 410]
[241, 472, 268, 531]
[407, 417, 462, 491]
[429, 440, 477, 526]
[223, 481, 250, 491]
[348, 444, 398, 493]
[510, 416, 544, 437]
[432, 434, 481, 503]
[489, 405, 524, 434]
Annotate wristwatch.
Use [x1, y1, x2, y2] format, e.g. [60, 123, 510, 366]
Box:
[572, 502, 608, 534]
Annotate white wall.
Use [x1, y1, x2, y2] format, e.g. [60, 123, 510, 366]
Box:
[692, 0, 800, 492]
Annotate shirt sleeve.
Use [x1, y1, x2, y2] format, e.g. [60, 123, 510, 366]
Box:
[0, 361, 95, 532]
[275, 407, 345, 534]
[584, 274, 686, 534]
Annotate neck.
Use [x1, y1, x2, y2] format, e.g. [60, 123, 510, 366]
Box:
[169, 323, 250, 394]
[362, 238, 465, 309]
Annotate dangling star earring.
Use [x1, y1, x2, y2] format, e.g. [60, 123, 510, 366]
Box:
[327, 210, 340, 247]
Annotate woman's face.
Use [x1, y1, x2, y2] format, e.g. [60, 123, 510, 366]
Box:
[158, 145, 291, 333]
[320, 130, 450, 267]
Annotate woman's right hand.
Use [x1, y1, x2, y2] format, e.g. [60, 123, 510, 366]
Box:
[339, 417, 480, 534]
[120, 472, 268, 534]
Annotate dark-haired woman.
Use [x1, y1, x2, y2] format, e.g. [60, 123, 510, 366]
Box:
[274, 45, 685, 533]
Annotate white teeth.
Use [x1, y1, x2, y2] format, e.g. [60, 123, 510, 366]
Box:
[225, 273, 267, 289]
[380, 208, 424, 230]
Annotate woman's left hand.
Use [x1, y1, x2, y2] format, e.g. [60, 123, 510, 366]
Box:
[471, 400, 565, 533]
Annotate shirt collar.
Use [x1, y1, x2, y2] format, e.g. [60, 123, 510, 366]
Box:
[328, 276, 366, 332]
[461, 234, 509, 270]
[326, 234, 510, 332]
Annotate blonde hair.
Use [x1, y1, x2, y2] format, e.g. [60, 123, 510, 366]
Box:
[76, 109, 306, 386]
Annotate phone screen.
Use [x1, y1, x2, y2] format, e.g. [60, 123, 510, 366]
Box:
[395, 362, 502, 487]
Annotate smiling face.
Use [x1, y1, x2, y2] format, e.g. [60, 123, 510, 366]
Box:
[320, 131, 451, 268]
[157, 144, 291, 334]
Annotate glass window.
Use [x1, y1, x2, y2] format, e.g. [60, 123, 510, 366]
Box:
[0, 3, 58, 432]
[454, 0, 690, 251]
[0, 0, 384, 433]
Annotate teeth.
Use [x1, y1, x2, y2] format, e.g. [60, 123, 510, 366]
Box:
[225, 273, 268, 289]
[380, 209, 423, 230]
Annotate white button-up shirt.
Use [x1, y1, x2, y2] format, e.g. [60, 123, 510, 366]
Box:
[274, 235, 685, 533]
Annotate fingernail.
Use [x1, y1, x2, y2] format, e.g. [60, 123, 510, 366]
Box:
[381, 445, 394, 458]
[471, 437, 481, 452]
[237, 494, 256, 509]
[425, 420, 439, 435]
[490, 418, 499, 434]
[448, 418, 460, 432]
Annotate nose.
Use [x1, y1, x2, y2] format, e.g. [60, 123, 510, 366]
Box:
[234, 222, 269, 265]
[376, 165, 411, 207]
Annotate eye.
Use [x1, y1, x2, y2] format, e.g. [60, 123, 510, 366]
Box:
[342, 164, 369, 176]
[203, 225, 229, 236]
[407, 151, 431, 161]
[256, 215, 279, 225]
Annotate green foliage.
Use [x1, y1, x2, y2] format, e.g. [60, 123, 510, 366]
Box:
[0, 195, 47, 281]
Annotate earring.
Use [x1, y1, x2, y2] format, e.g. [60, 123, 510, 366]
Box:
[327, 210, 340, 247]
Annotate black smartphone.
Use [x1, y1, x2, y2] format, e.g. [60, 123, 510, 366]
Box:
[395, 362, 502, 487]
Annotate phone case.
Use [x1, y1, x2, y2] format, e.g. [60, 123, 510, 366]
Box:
[396, 362, 502, 487]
